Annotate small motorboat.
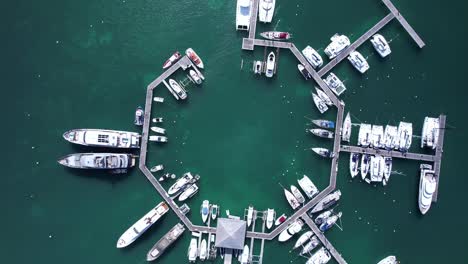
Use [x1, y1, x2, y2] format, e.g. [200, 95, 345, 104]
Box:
[151, 126, 166, 135]
[149, 135, 168, 142]
[266, 208, 275, 229]
[275, 213, 287, 226]
[265, 51, 275, 78]
[291, 185, 305, 203]
[199, 239, 207, 261]
[315, 87, 333, 106]
[311, 92, 328, 114]
[187, 238, 198, 262]
[153, 97, 164, 103]
[308, 128, 334, 139]
[297, 64, 312, 80]
[162, 51, 181, 69]
[284, 188, 300, 209]
[152, 117, 163, 123]
[349, 153, 360, 178]
[201, 200, 210, 223]
[293, 231, 313, 249]
[254, 61, 262, 74]
[178, 184, 199, 202]
[150, 164, 164, 172]
[278, 219, 303, 242]
[260, 31, 291, 40]
[312, 119, 335, 129]
[314, 209, 333, 225]
[360, 154, 371, 180]
[189, 70, 202, 84]
[377, 256, 398, 264]
[186, 48, 204, 69]
[306, 247, 331, 264]
[169, 79, 187, 100]
[342, 112, 352, 142]
[240, 245, 249, 264]
[247, 206, 254, 227]
[300, 236, 320, 255]
[311, 147, 334, 158]
[134, 106, 144, 126]
[319, 212, 342, 232]
[297, 175, 319, 199]
[211, 204, 219, 220]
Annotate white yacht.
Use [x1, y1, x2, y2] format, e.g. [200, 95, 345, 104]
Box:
[265, 51, 275, 78]
[419, 164, 437, 215]
[58, 153, 136, 171]
[266, 209, 275, 229]
[189, 70, 202, 85]
[370, 34, 391, 58]
[187, 238, 198, 262]
[247, 206, 254, 227]
[349, 153, 360, 178]
[150, 164, 164, 172]
[360, 154, 371, 180]
[306, 247, 331, 264]
[178, 184, 199, 202]
[308, 128, 334, 139]
[342, 112, 352, 142]
[258, 0, 275, 23]
[310, 190, 341, 213]
[302, 46, 323, 69]
[397, 122, 413, 152]
[278, 219, 304, 242]
[315, 87, 333, 106]
[284, 188, 300, 209]
[324, 34, 350, 59]
[199, 239, 207, 261]
[323, 72, 346, 96]
[358, 124, 372, 147]
[149, 135, 168, 142]
[377, 256, 398, 264]
[169, 79, 187, 100]
[314, 210, 333, 225]
[421, 117, 440, 149]
[311, 147, 334, 158]
[371, 125, 384, 148]
[63, 129, 140, 148]
[201, 200, 210, 223]
[347, 51, 370, 73]
[319, 212, 342, 232]
[300, 236, 320, 255]
[236, 0, 252, 31]
[240, 245, 250, 264]
[297, 175, 319, 198]
[168, 173, 194, 195]
[293, 231, 313, 249]
[116, 202, 170, 248]
[312, 92, 329, 114]
[383, 125, 398, 150]
[291, 185, 305, 203]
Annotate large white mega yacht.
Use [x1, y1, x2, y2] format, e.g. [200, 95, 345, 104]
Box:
[58, 153, 136, 170]
[63, 129, 140, 148]
[258, 0, 275, 23]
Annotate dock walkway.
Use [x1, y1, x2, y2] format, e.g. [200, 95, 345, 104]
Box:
[432, 114, 446, 201]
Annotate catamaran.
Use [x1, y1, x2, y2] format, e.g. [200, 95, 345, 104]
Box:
[58, 153, 137, 171]
[377, 256, 398, 264]
[265, 51, 275, 78]
[383, 125, 398, 150]
[349, 153, 360, 178]
[62, 129, 140, 148]
[146, 223, 185, 261]
[258, 0, 275, 23]
[278, 219, 304, 242]
[169, 79, 187, 100]
[397, 122, 413, 152]
[308, 128, 334, 139]
[284, 188, 300, 209]
[162, 51, 181, 69]
[370, 34, 391, 58]
[358, 124, 372, 147]
[297, 175, 319, 198]
[310, 190, 341, 213]
[247, 206, 254, 227]
[186, 48, 204, 69]
[371, 125, 384, 148]
[266, 208, 275, 229]
[421, 117, 440, 149]
[293, 231, 313, 249]
[168, 173, 195, 195]
[260, 31, 291, 40]
[324, 34, 350, 59]
[116, 202, 170, 248]
[291, 185, 305, 204]
[312, 119, 335, 129]
[300, 236, 320, 255]
[306, 247, 331, 264]
[323, 72, 346, 96]
[187, 238, 198, 262]
[319, 212, 342, 232]
[302, 46, 323, 69]
[311, 147, 334, 158]
[201, 200, 210, 223]
[342, 112, 352, 142]
[419, 164, 437, 215]
[312, 92, 328, 114]
[297, 64, 312, 80]
[236, 0, 252, 31]
[347, 51, 370, 74]
[315, 87, 333, 106]
[360, 154, 371, 180]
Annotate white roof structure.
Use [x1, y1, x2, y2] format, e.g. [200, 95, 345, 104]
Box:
[215, 218, 246, 250]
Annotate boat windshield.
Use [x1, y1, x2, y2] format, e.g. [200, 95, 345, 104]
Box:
[240, 6, 250, 16]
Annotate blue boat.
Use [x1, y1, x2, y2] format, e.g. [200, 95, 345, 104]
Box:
[312, 119, 335, 129]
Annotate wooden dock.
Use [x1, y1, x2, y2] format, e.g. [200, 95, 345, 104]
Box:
[432, 114, 446, 201]
[248, 0, 259, 39]
[339, 145, 436, 162]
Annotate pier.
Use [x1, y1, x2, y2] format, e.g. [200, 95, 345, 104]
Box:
[248, 0, 259, 40]
[432, 114, 446, 201]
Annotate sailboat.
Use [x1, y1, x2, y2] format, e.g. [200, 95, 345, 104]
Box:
[291, 185, 306, 203]
[284, 188, 300, 209]
[342, 112, 352, 142]
[349, 153, 360, 178]
[247, 206, 254, 227]
[360, 154, 371, 180]
[266, 209, 275, 229]
[293, 231, 313, 249]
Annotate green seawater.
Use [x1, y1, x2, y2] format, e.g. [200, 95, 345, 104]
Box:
[2, 0, 468, 263]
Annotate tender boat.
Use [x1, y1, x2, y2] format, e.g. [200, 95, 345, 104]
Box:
[302, 46, 323, 69]
[383, 125, 398, 150]
[187, 238, 198, 262]
[189, 70, 202, 84]
[312, 92, 328, 114]
[62, 129, 140, 148]
[342, 112, 352, 142]
[347, 51, 369, 74]
[291, 185, 305, 203]
[306, 247, 331, 264]
[314, 210, 333, 225]
[240, 245, 249, 264]
[134, 106, 144, 126]
[293, 231, 313, 249]
[297, 64, 312, 80]
[397, 122, 413, 152]
[419, 164, 436, 215]
[278, 219, 304, 242]
[169, 79, 187, 100]
[310, 190, 341, 213]
[186, 48, 204, 69]
[211, 204, 219, 220]
[371, 125, 384, 148]
[266, 209, 275, 229]
[58, 153, 136, 171]
[162, 51, 181, 69]
[247, 206, 254, 227]
[201, 200, 210, 223]
[146, 223, 185, 261]
[258, 0, 275, 23]
[151, 126, 166, 135]
[236, 0, 252, 31]
[284, 189, 300, 209]
[308, 128, 334, 139]
[383, 157, 392, 182]
[370, 34, 391, 58]
[254, 61, 262, 74]
[319, 212, 342, 232]
[168, 173, 195, 195]
[275, 213, 287, 226]
[149, 135, 168, 142]
[360, 154, 371, 180]
[265, 51, 275, 78]
[312, 119, 335, 129]
[199, 239, 207, 261]
[260, 31, 291, 40]
[358, 124, 372, 147]
[152, 117, 163, 123]
[421, 117, 440, 149]
[153, 97, 164, 103]
[377, 256, 398, 264]
[349, 153, 360, 178]
[300, 236, 320, 255]
[311, 147, 334, 158]
[324, 34, 350, 59]
[178, 184, 199, 202]
[323, 72, 346, 96]
[297, 175, 319, 198]
[116, 202, 170, 248]
[150, 164, 164, 172]
[315, 87, 333, 106]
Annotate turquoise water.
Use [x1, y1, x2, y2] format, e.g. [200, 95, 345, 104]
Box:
[2, 0, 468, 263]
